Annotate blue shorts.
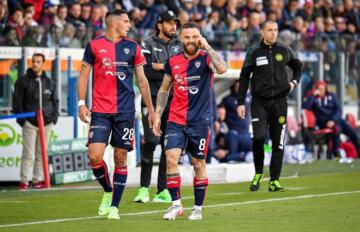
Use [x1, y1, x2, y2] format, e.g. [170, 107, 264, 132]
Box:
[87, 112, 135, 151]
[164, 122, 211, 159]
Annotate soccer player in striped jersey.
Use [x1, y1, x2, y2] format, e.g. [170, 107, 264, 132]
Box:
[153, 22, 228, 220]
[77, 9, 154, 220]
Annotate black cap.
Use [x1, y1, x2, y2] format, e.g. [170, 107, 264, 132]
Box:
[157, 10, 180, 23]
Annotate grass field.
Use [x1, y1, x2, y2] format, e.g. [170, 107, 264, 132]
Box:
[0, 160, 360, 232]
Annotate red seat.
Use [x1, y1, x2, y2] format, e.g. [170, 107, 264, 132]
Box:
[345, 113, 357, 129]
[301, 109, 334, 159]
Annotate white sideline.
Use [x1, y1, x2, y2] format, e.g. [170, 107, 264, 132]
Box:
[0, 190, 359, 228]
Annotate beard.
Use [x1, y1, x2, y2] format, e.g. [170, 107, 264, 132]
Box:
[162, 29, 176, 39]
[183, 42, 199, 56]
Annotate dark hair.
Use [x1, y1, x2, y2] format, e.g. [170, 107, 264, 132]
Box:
[105, 9, 128, 19]
[261, 19, 277, 29]
[32, 53, 45, 62]
[180, 22, 200, 32]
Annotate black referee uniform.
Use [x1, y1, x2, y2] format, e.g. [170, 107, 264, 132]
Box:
[238, 40, 302, 184]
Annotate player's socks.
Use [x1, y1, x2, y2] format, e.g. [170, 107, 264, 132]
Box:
[167, 175, 181, 202]
[111, 166, 128, 207]
[91, 160, 112, 192]
[193, 178, 208, 208]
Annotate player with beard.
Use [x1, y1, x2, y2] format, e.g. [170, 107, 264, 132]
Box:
[153, 22, 228, 220]
[134, 10, 183, 203]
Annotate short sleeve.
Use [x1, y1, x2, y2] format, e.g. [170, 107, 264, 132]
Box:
[82, 43, 95, 66]
[164, 59, 172, 77]
[133, 44, 146, 67]
[206, 54, 212, 69]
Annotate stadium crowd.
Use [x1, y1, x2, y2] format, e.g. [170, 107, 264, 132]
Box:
[0, 0, 359, 51]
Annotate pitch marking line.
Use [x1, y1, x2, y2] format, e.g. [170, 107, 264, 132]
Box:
[0, 190, 359, 228]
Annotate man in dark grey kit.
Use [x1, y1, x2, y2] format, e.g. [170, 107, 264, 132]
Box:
[134, 10, 183, 203]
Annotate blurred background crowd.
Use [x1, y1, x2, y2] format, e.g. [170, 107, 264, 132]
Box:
[0, 0, 359, 51]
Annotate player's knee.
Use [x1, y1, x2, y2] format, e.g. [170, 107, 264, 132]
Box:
[166, 155, 178, 169]
[192, 159, 205, 173]
[87, 153, 103, 166]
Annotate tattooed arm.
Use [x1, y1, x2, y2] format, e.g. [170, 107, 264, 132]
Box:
[153, 74, 173, 136]
[198, 36, 228, 74]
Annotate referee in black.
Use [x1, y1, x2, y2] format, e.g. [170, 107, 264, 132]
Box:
[237, 20, 303, 192]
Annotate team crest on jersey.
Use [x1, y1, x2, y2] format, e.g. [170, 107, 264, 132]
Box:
[195, 61, 201, 68]
[124, 48, 130, 54]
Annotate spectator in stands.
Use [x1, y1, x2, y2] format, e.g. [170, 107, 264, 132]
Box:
[177, 9, 190, 25]
[302, 80, 360, 157]
[24, 11, 38, 27]
[281, 0, 300, 30]
[39, 1, 58, 30]
[8, 7, 24, 43]
[22, 0, 44, 21]
[0, 0, 7, 44]
[23, 2, 35, 18]
[23, 25, 47, 47]
[80, 3, 91, 26]
[46, 24, 62, 47]
[88, 4, 105, 31]
[53, 4, 67, 29]
[343, 0, 360, 33]
[214, 104, 229, 135]
[66, 2, 82, 27]
[221, 80, 252, 162]
[13, 53, 59, 190]
[247, 11, 262, 43]
[324, 16, 337, 37]
[3, 26, 20, 46]
[182, 0, 197, 18]
[138, 0, 167, 29]
[59, 23, 81, 48]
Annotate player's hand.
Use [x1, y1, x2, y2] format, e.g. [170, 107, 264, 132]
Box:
[198, 35, 210, 50]
[79, 105, 91, 123]
[148, 111, 155, 129]
[313, 88, 321, 96]
[152, 114, 162, 136]
[326, 120, 335, 128]
[152, 63, 165, 71]
[237, 105, 246, 119]
[289, 82, 295, 91]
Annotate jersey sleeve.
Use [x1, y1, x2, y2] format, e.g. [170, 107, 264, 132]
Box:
[133, 43, 146, 67]
[164, 59, 172, 77]
[82, 43, 95, 66]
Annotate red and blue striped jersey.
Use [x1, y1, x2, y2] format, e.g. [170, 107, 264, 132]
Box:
[82, 36, 145, 113]
[165, 50, 214, 125]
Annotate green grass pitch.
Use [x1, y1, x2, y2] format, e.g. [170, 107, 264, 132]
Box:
[0, 160, 360, 232]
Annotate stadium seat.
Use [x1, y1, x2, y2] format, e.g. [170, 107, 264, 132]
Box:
[301, 109, 334, 160]
[345, 113, 357, 129]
